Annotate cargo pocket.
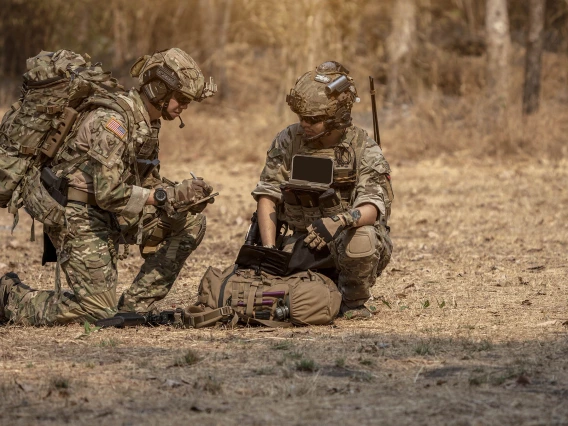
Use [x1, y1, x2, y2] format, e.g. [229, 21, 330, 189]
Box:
[21, 167, 66, 227]
[344, 226, 376, 258]
[83, 252, 114, 292]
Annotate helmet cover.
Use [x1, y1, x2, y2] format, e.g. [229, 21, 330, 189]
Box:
[286, 61, 357, 117]
[130, 48, 216, 103]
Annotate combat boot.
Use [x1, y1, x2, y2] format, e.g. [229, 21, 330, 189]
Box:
[339, 302, 372, 320]
[0, 272, 21, 323]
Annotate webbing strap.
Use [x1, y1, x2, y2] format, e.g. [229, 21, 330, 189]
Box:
[246, 283, 259, 317]
[67, 187, 97, 205]
[187, 306, 234, 329]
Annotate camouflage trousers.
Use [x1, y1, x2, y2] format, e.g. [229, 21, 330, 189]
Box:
[2, 203, 205, 325]
[283, 224, 392, 308]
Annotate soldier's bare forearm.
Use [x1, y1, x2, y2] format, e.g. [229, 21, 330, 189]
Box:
[258, 195, 278, 246]
[351, 203, 378, 227]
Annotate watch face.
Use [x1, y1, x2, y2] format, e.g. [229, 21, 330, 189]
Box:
[155, 188, 168, 204]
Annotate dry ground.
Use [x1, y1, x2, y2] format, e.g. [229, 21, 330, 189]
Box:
[1, 150, 567, 425]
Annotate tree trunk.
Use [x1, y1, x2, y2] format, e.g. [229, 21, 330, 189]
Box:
[485, 0, 510, 108]
[522, 0, 546, 115]
[385, 0, 416, 109]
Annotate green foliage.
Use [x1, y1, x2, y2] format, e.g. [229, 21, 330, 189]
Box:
[99, 338, 119, 348]
[414, 342, 433, 356]
[272, 341, 293, 351]
[51, 377, 69, 389]
[174, 349, 200, 366]
[81, 321, 101, 337]
[296, 358, 318, 372]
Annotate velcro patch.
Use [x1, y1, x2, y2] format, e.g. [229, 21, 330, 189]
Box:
[105, 118, 127, 140]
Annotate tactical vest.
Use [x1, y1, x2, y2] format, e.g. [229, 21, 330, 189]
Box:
[282, 127, 369, 231]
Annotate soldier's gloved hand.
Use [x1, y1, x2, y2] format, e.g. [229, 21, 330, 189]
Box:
[304, 212, 355, 251]
[167, 179, 212, 209]
[190, 177, 213, 199]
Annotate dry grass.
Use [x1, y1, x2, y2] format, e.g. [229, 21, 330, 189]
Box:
[1, 42, 568, 425]
[1, 144, 567, 424]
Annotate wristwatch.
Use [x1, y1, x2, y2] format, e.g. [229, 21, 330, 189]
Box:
[154, 188, 168, 206]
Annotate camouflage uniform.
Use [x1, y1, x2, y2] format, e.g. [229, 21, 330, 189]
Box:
[252, 63, 393, 309]
[1, 49, 211, 325]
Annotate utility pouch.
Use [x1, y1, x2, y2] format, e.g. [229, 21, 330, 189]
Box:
[302, 205, 322, 225]
[318, 188, 344, 218]
[40, 167, 68, 206]
[21, 167, 66, 227]
[284, 202, 306, 231]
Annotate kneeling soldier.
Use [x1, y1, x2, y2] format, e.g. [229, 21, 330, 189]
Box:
[0, 48, 216, 325]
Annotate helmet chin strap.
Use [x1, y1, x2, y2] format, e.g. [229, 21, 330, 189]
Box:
[160, 92, 175, 121]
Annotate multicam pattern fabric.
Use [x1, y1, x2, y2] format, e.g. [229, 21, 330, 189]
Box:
[130, 48, 206, 102]
[1, 89, 207, 325]
[252, 123, 393, 308]
[286, 68, 356, 117]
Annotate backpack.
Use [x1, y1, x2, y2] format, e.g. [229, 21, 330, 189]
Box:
[0, 50, 124, 222]
[189, 263, 342, 328]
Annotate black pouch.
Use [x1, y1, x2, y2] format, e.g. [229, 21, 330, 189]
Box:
[235, 245, 292, 276]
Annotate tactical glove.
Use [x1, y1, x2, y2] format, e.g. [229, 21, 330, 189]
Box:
[166, 178, 213, 210]
[304, 212, 356, 251]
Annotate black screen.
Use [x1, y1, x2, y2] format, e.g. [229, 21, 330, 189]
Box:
[291, 155, 333, 184]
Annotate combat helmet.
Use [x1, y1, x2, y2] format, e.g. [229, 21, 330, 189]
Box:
[130, 48, 216, 122]
[286, 61, 358, 141]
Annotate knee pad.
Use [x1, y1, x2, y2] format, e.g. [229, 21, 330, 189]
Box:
[343, 226, 377, 259]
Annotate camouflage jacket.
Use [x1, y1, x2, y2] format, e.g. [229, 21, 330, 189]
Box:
[54, 89, 161, 219]
[252, 123, 393, 223]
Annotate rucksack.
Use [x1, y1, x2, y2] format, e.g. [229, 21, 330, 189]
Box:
[0, 50, 124, 221]
[191, 263, 342, 328]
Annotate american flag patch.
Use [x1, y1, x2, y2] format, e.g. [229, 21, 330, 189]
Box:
[105, 118, 127, 140]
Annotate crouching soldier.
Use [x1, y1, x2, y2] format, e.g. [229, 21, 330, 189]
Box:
[252, 61, 394, 319]
[0, 48, 216, 325]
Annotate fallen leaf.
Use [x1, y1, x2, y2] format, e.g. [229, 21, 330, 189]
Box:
[521, 300, 532, 306]
[16, 380, 34, 393]
[516, 375, 531, 386]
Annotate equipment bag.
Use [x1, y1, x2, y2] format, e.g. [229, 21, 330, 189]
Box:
[191, 263, 342, 328]
[0, 49, 123, 217]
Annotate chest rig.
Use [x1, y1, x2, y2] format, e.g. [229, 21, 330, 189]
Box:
[281, 128, 367, 232]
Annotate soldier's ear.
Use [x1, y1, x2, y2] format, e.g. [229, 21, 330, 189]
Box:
[130, 55, 151, 78]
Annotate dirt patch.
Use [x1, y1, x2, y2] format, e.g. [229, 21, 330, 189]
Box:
[1, 156, 567, 425]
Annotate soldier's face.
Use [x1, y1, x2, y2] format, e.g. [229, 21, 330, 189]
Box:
[299, 115, 326, 138]
[166, 97, 189, 119]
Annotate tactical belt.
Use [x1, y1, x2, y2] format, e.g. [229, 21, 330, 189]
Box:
[67, 187, 97, 206]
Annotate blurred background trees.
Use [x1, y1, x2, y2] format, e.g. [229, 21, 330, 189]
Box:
[0, 0, 566, 159]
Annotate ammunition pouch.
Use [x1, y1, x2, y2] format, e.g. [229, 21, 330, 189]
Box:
[283, 202, 305, 231]
[301, 205, 322, 224]
[140, 216, 171, 255]
[320, 203, 345, 218]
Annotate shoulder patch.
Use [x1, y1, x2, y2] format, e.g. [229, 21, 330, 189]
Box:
[105, 118, 127, 140]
